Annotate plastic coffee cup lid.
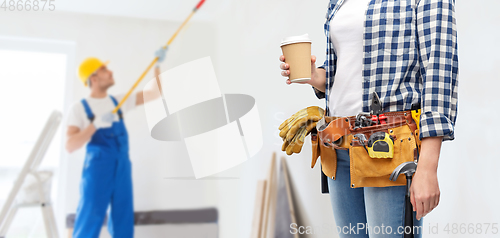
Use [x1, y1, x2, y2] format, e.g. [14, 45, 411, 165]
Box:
[280, 34, 312, 46]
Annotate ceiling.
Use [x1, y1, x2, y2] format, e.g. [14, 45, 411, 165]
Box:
[56, 0, 229, 22]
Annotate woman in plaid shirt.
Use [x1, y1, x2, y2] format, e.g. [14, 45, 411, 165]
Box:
[280, 0, 458, 237]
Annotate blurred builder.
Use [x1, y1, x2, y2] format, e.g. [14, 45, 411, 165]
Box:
[65, 48, 166, 238]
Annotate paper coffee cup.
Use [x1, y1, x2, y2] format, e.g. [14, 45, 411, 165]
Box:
[280, 34, 312, 83]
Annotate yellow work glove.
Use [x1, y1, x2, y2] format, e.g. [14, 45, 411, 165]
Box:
[281, 122, 318, 155]
[279, 106, 324, 155]
[279, 106, 324, 139]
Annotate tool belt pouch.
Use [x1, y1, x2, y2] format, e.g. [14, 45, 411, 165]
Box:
[348, 111, 420, 188]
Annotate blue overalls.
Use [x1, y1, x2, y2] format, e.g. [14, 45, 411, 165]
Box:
[73, 96, 134, 238]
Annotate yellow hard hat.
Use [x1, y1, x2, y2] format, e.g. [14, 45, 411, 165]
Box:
[78, 57, 109, 86]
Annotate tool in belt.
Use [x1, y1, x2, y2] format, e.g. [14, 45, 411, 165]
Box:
[311, 93, 418, 147]
[279, 92, 422, 187]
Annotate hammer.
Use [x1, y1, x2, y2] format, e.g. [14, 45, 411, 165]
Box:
[390, 161, 417, 238]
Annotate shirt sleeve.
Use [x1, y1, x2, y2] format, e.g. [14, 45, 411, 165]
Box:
[67, 103, 85, 130]
[312, 59, 328, 99]
[114, 92, 137, 114]
[416, 0, 459, 141]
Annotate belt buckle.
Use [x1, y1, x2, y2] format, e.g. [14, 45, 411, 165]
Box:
[353, 112, 372, 130]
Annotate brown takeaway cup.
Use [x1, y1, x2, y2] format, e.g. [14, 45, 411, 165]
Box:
[280, 34, 312, 83]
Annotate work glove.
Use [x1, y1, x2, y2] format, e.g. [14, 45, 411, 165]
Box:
[155, 46, 168, 63]
[93, 112, 114, 129]
[279, 106, 324, 155]
[281, 122, 318, 155]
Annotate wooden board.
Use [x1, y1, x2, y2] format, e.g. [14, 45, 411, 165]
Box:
[260, 152, 276, 238]
[265, 154, 278, 238]
[250, 180, 267, 238]
[274, 157, 299, 238]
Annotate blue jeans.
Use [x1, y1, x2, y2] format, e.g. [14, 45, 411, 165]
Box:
[328, 149, 423, 238]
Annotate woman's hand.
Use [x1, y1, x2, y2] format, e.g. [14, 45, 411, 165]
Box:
[410, 165, 440, 220]
[410, 136, 443, 220]
[279, 55, 318, 85]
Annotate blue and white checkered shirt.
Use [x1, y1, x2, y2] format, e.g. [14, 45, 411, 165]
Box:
[314, 0, 458, 141]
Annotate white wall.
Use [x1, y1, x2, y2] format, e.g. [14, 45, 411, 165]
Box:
[1, 0, 499, 237]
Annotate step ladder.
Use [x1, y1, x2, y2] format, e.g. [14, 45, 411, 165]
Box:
[0, 111, 62, 238]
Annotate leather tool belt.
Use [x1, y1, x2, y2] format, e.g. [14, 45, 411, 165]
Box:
[311, 110, 421, 188]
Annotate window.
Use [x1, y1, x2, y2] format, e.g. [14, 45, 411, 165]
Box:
[0, 36, 73, 237]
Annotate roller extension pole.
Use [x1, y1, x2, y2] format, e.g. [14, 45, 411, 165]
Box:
[112, 0, 207, 114]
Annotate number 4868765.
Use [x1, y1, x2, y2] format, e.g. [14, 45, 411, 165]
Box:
[1, 0, 55, 11]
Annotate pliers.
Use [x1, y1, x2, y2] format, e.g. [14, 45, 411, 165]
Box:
[370, 92, 387, 125]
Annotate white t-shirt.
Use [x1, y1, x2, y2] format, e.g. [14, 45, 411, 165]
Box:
[67, 93, 137, 130]
[328, 0, 369, 117]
